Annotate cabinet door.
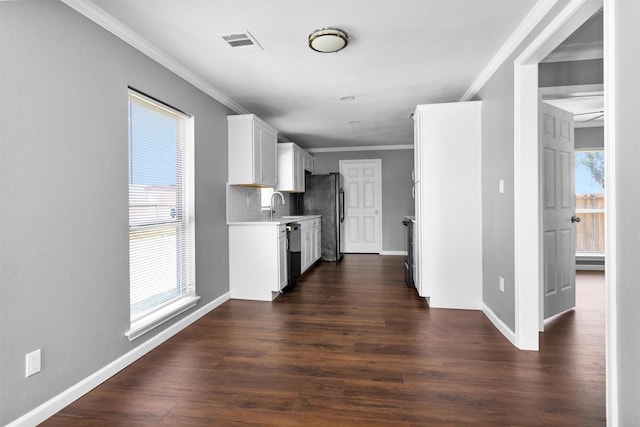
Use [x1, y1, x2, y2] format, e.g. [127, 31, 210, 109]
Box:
[413, 112, 421, 183]
[252, 124, 262, 184]
[278, 233, 288, 291]
[304, 154, 314, 173]
[301, 228, 312, 272]
[294, 148, 304, 192]
[228, 115, 257, 185]
[413, 181, 422, 296]
[314, 223, 321, 261]
[228, 115, 277, 187]
[260, 126, 277, 187]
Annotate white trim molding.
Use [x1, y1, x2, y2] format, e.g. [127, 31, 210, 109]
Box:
[603, 0, 618, 423]
[513, 63, 541, 351]
[482, 303, 516, 347]
[307, 144, 414, 154]
[60, 0, 249, 115]
[380, 250, 407, 256]
[6, 292, 231, 427]
[540, 41, 603, 63]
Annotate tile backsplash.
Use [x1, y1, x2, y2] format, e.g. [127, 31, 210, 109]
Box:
[226, 185, 291, 222]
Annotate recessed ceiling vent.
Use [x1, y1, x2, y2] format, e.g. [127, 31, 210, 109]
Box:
[219, 31, 263, 52]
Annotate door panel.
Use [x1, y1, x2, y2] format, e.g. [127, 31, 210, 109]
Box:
[340, 160, 382, 253]
[541, 102, 576, 320]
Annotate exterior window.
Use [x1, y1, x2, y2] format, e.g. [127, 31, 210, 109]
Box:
[126, 89, 198, 340]
[575, 150, 604, 255]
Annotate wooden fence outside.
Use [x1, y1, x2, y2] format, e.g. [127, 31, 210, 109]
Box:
[575, 194, 604, 253]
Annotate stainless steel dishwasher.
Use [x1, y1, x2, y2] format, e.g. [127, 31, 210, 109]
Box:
[287, 223, 301, 287]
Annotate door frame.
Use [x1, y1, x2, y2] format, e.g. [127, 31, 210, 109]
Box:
[513, 0, 616, 422]
[513, 0, 602, 348]
[339, 159, 383, 254]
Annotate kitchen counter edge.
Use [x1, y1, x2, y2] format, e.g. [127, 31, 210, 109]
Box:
[227, 215, 322, 226]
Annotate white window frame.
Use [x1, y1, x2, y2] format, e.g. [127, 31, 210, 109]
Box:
[126, 89, 199, 341]
[574, 149, 605, 265]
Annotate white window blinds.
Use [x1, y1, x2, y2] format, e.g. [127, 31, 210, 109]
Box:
[127, 89, 198, 340]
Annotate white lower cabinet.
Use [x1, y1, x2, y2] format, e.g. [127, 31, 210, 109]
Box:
[299, 217, 322, 274]
[301, 220, 313, 273]
[313, 218, 321, 262]
[229, 217, 321, 301]
[229, 224, 287, 301]
[278, 225, 288, 291]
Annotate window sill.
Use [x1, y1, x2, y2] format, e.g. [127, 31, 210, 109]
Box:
[126, 295, 200, 341]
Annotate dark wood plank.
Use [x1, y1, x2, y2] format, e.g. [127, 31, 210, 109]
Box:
[43, 255, 605, 426]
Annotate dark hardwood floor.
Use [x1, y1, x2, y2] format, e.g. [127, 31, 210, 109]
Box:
[43, 255, 605, 426]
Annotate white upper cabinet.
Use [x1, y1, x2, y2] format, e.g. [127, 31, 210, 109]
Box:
[228, 114, 278, 187]
[277, 142, 308, 193]
[303, 152, 314, 173]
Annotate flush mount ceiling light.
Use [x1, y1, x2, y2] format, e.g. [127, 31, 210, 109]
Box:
[308, 27, 349, 53]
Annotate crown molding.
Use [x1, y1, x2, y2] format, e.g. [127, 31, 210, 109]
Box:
[307, 144, 414, 153]
[460, 0, 560, 101]
[60, 0, 250, 114]
[575, 119, 604, 128]
[540, 41, 603, 62]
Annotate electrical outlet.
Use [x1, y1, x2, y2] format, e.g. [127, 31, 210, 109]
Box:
[499, 276, 505, 292]
[25, 349, 41, 378]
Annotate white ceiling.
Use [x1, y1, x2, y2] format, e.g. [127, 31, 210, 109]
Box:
[79, 0, 541, 150]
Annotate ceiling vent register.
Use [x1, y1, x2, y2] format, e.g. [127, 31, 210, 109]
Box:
[220, 31, 263, 52]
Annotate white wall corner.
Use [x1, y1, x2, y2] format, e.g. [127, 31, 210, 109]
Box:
[482, 303, 517, 347]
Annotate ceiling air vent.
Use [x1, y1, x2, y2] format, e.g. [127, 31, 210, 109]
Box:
[219, 31, 263, 52]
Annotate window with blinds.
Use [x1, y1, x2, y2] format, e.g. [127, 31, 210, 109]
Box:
[126, 89, 199, 341]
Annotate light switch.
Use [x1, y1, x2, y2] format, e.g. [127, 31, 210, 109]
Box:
[499, 179, 504, 194]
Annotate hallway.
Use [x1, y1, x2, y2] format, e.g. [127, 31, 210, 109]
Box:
[44, 255, 605, 426]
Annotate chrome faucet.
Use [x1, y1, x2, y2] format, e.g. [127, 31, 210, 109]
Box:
[269, 191, 285, 220]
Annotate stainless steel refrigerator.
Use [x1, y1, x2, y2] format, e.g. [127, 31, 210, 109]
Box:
[302, 173, 344, 261]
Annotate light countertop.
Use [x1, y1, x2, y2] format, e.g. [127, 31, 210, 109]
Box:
[227, 215, 321, 226]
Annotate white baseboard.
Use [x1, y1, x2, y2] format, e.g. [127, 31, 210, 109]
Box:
[7, 292, 231, 427]
[482, 302, 517, 347]
[380, 250, 407, 256]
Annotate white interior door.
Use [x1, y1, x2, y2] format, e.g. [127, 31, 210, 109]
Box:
[340, 159, 382, 253]
[541, 102, 576, 320]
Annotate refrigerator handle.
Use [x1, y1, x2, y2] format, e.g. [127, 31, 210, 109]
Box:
[339, 190, 345, 223]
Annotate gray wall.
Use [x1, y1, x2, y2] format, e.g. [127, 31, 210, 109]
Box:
[0, 2, 231, 424]
[477, 1, 570, 332]
[539, 58, 603, 87]
[614, 1, 640, 422]
[575, 126, 604, 150]
[312, 150, 415, 253]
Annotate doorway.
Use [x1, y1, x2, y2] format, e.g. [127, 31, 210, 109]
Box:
[339, 159, 382, 253]
[514, 0, 614, 422]
[513, 0, 603, 351]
